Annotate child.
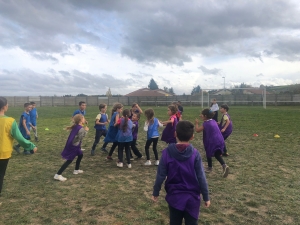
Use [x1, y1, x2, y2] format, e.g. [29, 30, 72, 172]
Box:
[144, 109, 163, 166]
[91, 104, 109, 156]
[14, 103, 35, 155]
[130, 113, 143, 159]
[152, 120, 210, 224]
[177, 100, 183, 115]
[210, 98, 219, 122]
[54, 114, 89, 181]
[172, 102, 182, 122]
[161, 105, 178, 144]
[0, 97, 37, 194]
[218, 104, 233, 157]
[195, 109, 229, 178]
[29, 101, 38, 142]
[104, 103, 123, 160]
[116, 109, 133, 168]
[129, 103, 143, 119]
[72, 101, 87, 150]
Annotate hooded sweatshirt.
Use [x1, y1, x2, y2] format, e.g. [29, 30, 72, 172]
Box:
[153, 143, 209, 220]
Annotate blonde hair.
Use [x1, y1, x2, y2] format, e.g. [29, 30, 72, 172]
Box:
[66, 114, 84, 131]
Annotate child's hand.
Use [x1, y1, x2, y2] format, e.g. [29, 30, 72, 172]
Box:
[26, 130, 30, 135]
[195, 119, 199, 124]
[221, 128, 225, 132]
[152, 196, 158, 202]
[33, 147, 38, 153]
[204, 200, 211, 208]
[84, 126, 89, 131]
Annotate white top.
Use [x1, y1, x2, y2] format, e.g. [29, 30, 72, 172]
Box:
[144, 120, 163, 131]
[210, 103, 219, 112]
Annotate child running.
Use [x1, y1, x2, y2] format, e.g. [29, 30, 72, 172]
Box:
[144, 109, 163, 166]
[29, 101, 38, 142]
[161, 105, 178, 144]
[14, 103, 36, 155]
[195, 109, 229, 178]
[91, 104, 109, 156]
[152, 120, 210, 224]
[218, 104, 233, 157]
[105, 103, 123, 160]
[54, 114, 89, 181]
[0, 97, 37, 194]
[116, 109, 133, 168]
[130, 113, 143, 159]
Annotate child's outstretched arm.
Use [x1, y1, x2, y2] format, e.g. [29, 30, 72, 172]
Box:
[162, 117, 174, 126]
[152, 157, 167, 202]
[195, 119, 204, 133]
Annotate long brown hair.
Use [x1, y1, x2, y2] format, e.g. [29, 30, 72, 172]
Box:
[111, 103, 123, 116]
[121, 109, 130, 132]
[66, 114, 84, 131]
[168, 105, 177, 115]
[144, 108, 155, 124]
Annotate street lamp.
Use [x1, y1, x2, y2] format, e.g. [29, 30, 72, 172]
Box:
[222, 77, 225, 92]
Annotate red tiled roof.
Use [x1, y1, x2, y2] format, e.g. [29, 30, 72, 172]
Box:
[125, 88, 174, 97]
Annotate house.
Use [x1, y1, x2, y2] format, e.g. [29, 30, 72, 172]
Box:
[211, 89, 232, 95]
[243, 89, 271, 95]
[124, 88, 174, 97]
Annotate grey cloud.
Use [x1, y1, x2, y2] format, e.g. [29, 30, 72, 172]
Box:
[59, 71, 71, 77]
[182, 69, 192, 74]
[31, 53, 58, 63]
[198, 66, 221, 75]
[256, 73, 264, 77]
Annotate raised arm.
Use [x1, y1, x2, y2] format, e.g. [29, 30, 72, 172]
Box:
[195, 119, 204, 133]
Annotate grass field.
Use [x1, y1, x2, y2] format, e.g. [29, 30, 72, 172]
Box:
[1, 105, 300, 225]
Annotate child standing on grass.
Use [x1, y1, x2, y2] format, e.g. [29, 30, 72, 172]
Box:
[91, 104, 109, 156]
[105, 103, 123, 160]
[54, 114, 89, 182]
[144, 109, 163, 166]
[116, 109, 133, 168]
[218, 104, 233, 157]
[195, 109, 229, 178]
[72, 101, 87, 151]
[210, 98, 219, 122]
[14, 103, 36, 155]
[0, 97, 37, 194]
[29, 101, 38, 142]
[130, 113, 143, 159]
[161, 105, 178, 144]
[152, 121, 210, 224]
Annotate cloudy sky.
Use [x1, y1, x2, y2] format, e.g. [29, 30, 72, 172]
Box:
[1, 0, 300, 96]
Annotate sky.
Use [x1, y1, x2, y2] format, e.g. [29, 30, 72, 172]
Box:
[1, 0, 300, 96]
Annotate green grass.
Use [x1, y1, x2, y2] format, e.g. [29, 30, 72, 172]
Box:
[1, 105, 300, 225]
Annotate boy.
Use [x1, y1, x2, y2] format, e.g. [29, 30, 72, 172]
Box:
[152, 120, 210, 224]
[14, 103, 35, 155]
[91, 104, 109, 155]
[29, 101, 38, 141]
[0, 97, 37, 194]
[218, 104, 233, 157]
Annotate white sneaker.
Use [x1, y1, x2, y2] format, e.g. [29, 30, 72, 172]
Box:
[73, 170, 84, 175]
[81, 148, 85, 151]
[128, 164, 132, 168]
[144, 160, 151, 166]
[54, 174, 67, 181]
[117, 162, 123, 168]
[155, 160, 159, 166]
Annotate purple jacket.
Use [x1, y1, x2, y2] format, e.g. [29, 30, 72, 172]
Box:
[153, 144, 209, 219]
[218, 113, 233, 140]
[132, 121, 139, 140]
[61, 125, 83, 161]
[203, 119, 224, 157]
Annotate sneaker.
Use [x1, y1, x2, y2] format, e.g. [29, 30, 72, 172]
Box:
[35, 137, 39, 142]
[136, 156, 143, 160]
[223, 166, 229, 178]
[91, 149, 95, 156]
[81, 148, 85, 151]
[205, 167, 212, 173]
[155, 160, 159, 166]
[128, 164, 132, 168]
[101, 148, 108, 153]
[117, 162, 123, 168]
[223, 153, 230, 157]
[13, 145, 20, 154]
[73, 170, 83, 175]
[23, 151, 31, 155]
[106, 156, 113, 160]
[130, 157, 134, 161]
[144, 160, 151, 166]
[54, 174, 67, 181]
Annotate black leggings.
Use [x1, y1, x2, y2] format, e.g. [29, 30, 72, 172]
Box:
[91, 130, 108, 150]
[108, 142, 119, 156]
[145, 137, 159, 160]
[169, 204, 198, 225]
[57, 154, 83, 175]
[207, 150, 225, 168]
[130, 139, 142, 158]
[0, 159, 9, 194]
[118, 142, 131, 164]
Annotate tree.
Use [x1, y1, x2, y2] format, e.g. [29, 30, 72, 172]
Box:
[106, 88, 112, 97]
[169, 87, 175, 95]
[163, 86, 169, 93]
[191, 85, 201, 95]
[148, 78, 159, 90]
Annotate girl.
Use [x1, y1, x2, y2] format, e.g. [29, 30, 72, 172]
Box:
[130, 113, 143, 159]
[144, 109, 163, 166]
[210, 98, 219, 122]
[161, 105, 178, 144]
[104, 103, 123, 160]
[116, 109, 133, 168]
[195, 109, 229, 178]
[54, 114, 89, 182]
[0, 97, 37, 194]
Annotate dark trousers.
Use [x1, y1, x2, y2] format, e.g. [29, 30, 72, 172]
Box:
[118, 142, 131, 164]
[57, 154, 83, 175]
[91, 130, 108, 150]
[0, 159, 9, 194]
[212, 110, 218, 122]
[223, 136, 229, 154]
[207, 150, 225, 167]
[169, 205, 198, 225]
[108, 142, 119, 156]
[145, 137, 159, 160]
[130, 139, 142, 158]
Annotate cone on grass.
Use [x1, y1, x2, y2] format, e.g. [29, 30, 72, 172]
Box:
[274, 134, 280, 138]
[253, 133, 258, 137]
[45, 128, 49, 131]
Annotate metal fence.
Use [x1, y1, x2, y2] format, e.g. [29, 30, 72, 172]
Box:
[3, 94, 300, 107]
